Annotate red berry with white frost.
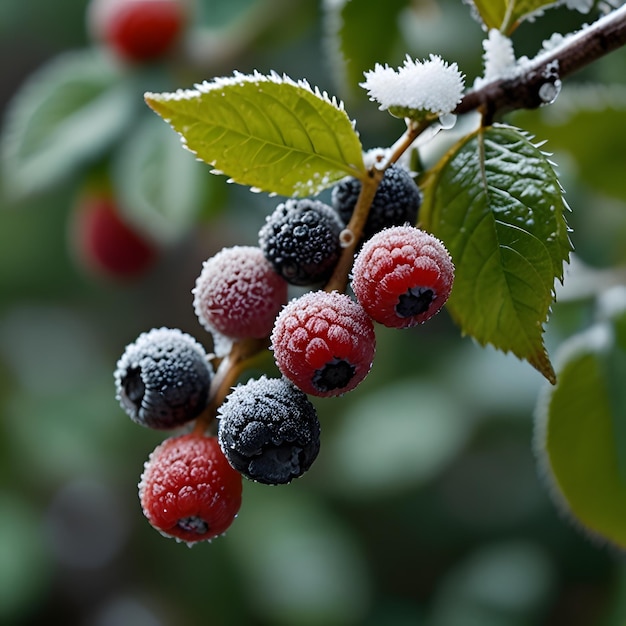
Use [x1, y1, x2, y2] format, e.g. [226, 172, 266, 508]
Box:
[351, 225, 454, 328]
[192, 246, 288, 354]
[139, 433, 242, 545]
[270, 290, 376, 397]
[87, 0, 188, 63]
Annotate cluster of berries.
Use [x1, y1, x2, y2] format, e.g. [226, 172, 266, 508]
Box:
[114, 162, 455, 545]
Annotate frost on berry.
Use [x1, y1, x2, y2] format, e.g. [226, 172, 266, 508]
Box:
[192, 246, 288, 355]
[331, 164, 422, 242]
[351, 225, 454, 328]
[114, 327, 213, 429]
[258, 198, 345, 286]
[217, 376, 320, 485]
[270, 290, 376, 397]
[139, 433, 242, 545]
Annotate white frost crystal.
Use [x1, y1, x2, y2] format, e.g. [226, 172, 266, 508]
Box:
[564, 0, 594, 13]
[482, 29, 517, 82]
[360, 54, 465, 116]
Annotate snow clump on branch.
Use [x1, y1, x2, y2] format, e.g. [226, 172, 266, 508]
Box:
[360, 54, 465, 118]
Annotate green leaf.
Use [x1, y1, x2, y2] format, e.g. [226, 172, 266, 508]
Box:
[466, 0, 560, 33]
[227, 486, 369, 625]
[421, 124, 571, 383]
[534, 315, 626, 549]
[513, 83, 626, 203]
[112, 114, 208, 245]
[144, 71, 367, 198]
[430, 541, 554, 624]
[323, 0, 409, 100]
[0, 50, 137, 200]
[322, 379, 470, 498]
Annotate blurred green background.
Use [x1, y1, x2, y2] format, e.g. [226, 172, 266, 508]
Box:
[2, 0, 626, 624]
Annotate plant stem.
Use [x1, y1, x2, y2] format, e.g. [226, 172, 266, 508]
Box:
[193, 336, 270, 434]
[324, 168, 385, 293]
[455, 4, 626, 121]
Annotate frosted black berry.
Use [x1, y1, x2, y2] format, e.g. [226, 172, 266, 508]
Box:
[217, 376, 320, 485]
[331, 164, 422, 241]
[258, 198, 345, 286]
[114, 327, 213, 429]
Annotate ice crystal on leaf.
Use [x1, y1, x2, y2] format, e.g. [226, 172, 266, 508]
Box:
[564, 0, 593, 12]
[360, 54, 465, 119]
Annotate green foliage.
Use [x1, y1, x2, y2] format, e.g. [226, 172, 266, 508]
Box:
[535, 287, 626, 549]
[144, 74, 367, 197]
[112, 115, 209, 245]
[421, 124, 571, 383]
[325, 0, 410, 99]
[0, 50, 137, 199]
[468, 0, 565, 34]
[323, 379, 471, 497]
[514, 83, 626, 204]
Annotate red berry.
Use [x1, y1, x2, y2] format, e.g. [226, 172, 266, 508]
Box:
[351, 225, 454, 328]
[139, 433, 242, 545]
[192, 246, 288, 354]
[87, 0, 187, 63]
[270, 290, 376, 397]
[70, 194, 158, 279]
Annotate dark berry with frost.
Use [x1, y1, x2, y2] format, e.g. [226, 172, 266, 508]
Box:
[258, 198, 345, 286]
[114, 327, 213, 429]
[192, 246, 288, 355]
[351, 225, 454, 328]
[331, 164, 422, 241]
[218, 376, 320, 485]
[270, 290, 376, 397]
[139, 433, 242, 545]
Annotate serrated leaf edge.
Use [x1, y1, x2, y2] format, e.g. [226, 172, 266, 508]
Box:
[144, 70, 366, 197]
[422, 123, 571, 383]
[145, 69, 357, 131]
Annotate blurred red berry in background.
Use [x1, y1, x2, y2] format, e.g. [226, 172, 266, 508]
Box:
[70, 193, 158, 279]
[87, 0, 188, 63]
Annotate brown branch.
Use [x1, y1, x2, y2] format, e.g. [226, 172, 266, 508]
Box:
[454, 4, 626, 122]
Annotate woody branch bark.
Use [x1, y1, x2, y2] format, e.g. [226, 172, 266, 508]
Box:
[454, 4, 626, 122]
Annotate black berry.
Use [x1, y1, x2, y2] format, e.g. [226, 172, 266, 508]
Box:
[114, 327, 213, 429]
[258, 198, 345, 286]
[331, 163, 422, 242]
[217, 376, 321, 485]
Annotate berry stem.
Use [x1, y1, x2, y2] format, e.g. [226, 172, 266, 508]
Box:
[387, 117, 435, 166]
[324, 167, 385, 293]
[193, 336, 270, 434]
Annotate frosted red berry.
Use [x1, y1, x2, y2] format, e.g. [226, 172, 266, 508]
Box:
[139, 433, 242, 545]
[70, 194, 158, 279]
[351, 225, 454, 328]
[192, 246, 288, 355]
[87, 0, 188, 63]
[270, 290, 376, 397]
